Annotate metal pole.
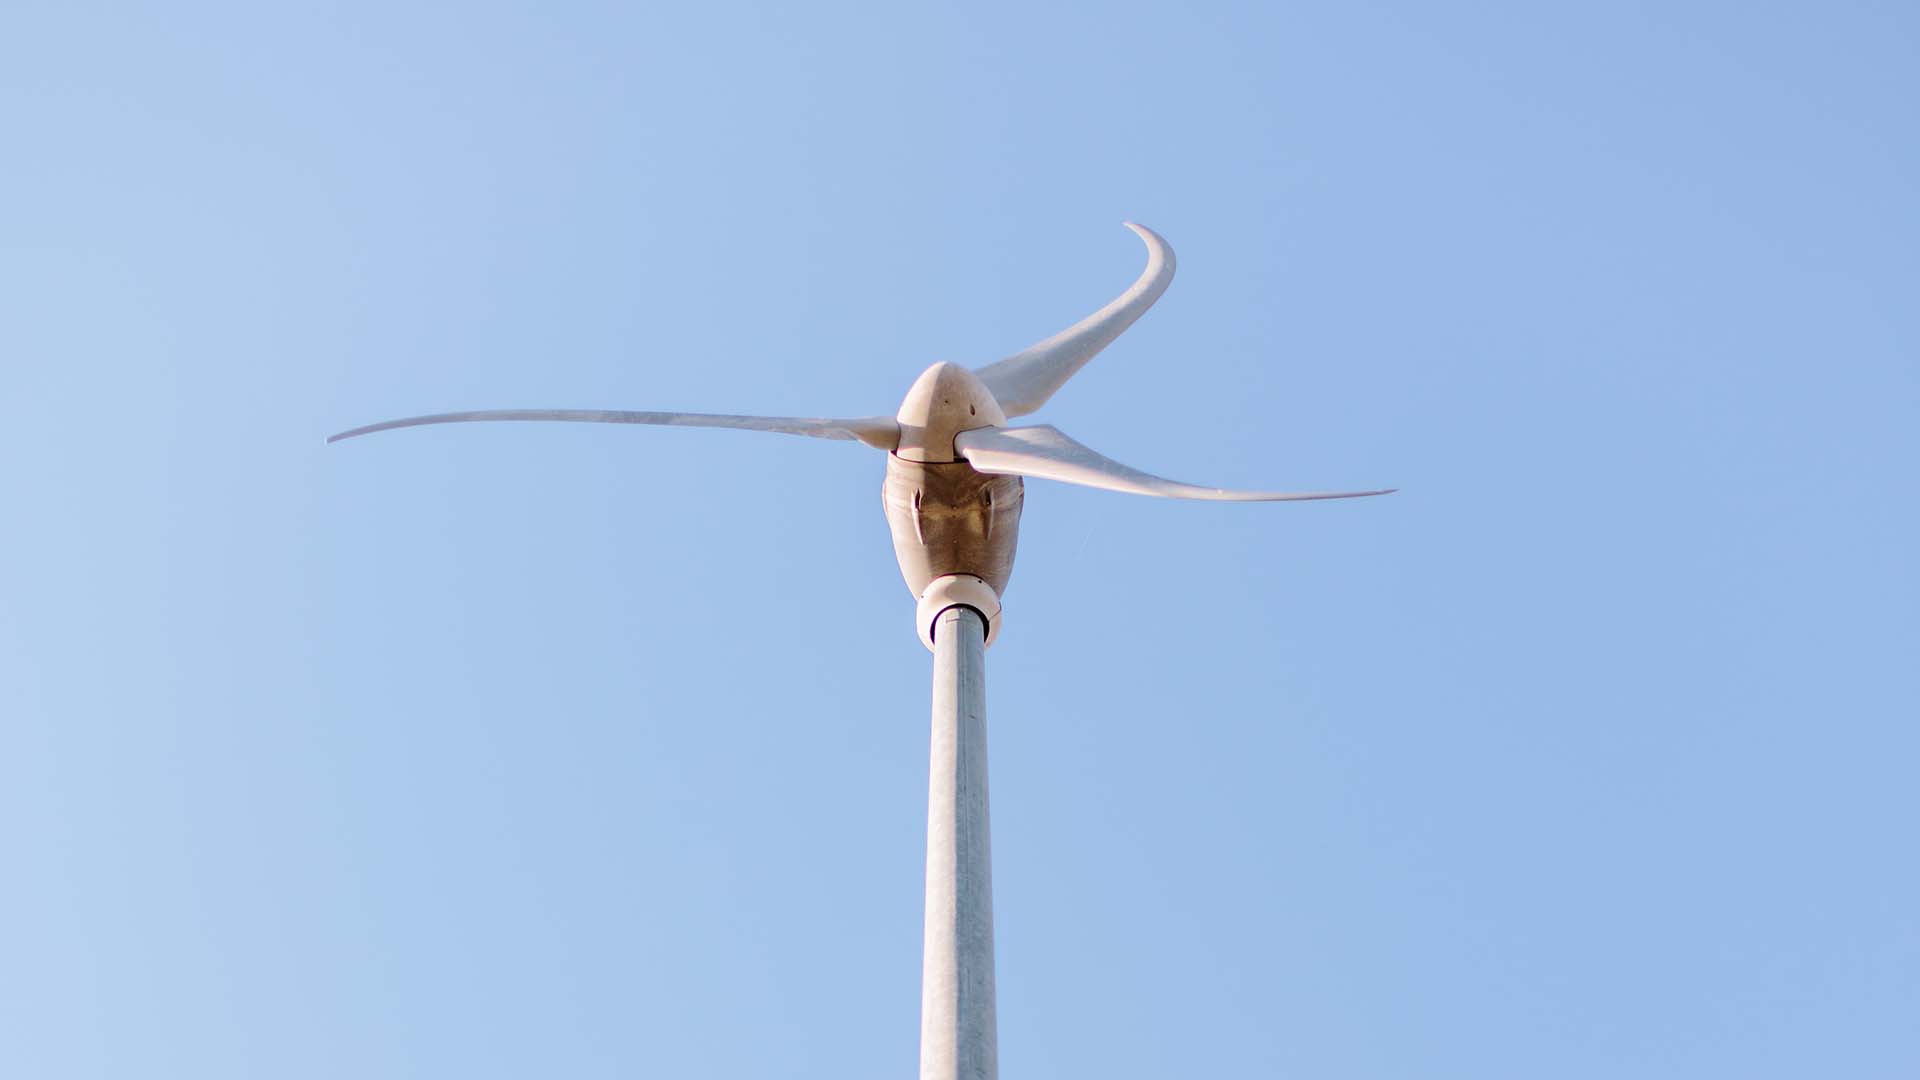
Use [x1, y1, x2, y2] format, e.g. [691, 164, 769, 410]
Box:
[919, 605, 997, 1080]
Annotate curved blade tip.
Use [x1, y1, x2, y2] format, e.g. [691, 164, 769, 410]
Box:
[325, 424, 381, 444]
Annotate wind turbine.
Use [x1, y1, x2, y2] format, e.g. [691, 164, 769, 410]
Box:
[330, 223, 1392, 1080]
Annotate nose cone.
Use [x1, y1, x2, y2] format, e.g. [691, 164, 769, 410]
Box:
[895, 362, 1007, 462]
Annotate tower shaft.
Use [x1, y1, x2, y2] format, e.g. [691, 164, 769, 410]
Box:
[919, 605, 997, 1080]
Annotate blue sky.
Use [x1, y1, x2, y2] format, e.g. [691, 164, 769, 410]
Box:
[3, 1, 1915, 1076]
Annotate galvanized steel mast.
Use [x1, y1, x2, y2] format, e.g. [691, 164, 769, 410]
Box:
[919, 605, 997, 1080]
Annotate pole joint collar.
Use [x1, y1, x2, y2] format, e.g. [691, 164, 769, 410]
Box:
[916, 574, 1002, 652]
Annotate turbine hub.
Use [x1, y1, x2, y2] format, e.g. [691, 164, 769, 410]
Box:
[894, 362, 1006, 463]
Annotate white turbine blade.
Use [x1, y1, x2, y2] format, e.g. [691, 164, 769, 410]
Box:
[972, 222, 1176, 418]
[327, 409, 900, 449]
[955, 424, 1396, 502]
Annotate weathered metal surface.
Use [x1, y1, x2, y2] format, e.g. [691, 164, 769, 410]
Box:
[883, 456, 1024, 597]
[920, 605, 996, 1080]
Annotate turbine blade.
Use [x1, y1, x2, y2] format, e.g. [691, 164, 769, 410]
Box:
[327, 409, 900, 450]
[972, 222, 1175, 418]
[955, 424, 1396, 502]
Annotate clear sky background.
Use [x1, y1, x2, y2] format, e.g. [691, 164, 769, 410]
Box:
[3, 2, 1915, 1077]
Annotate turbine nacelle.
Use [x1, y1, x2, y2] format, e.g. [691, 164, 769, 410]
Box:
[894, 362, 1007, 464]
